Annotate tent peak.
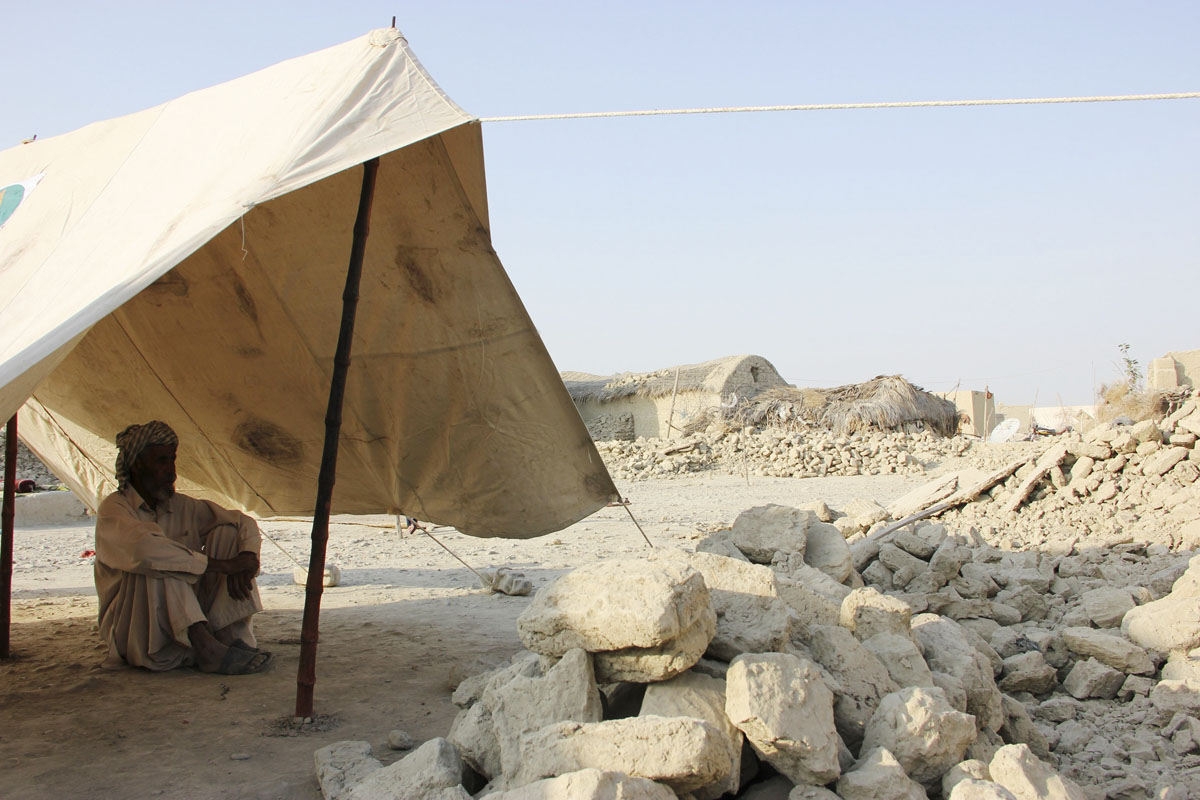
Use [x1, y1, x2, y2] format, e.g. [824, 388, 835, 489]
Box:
[368, 27, 406, 48]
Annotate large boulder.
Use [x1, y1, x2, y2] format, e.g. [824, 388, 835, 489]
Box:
[515, 716, 730, 795]
[1142, 446, 1189, 477]
[488, 649, 603, 778]
[1060, 627, 1154, 675]
[314, 741, 382, 800]
[948, 780, 1019, 800]
[639, 672, 741, 800]
[449, 655, 546, 778]
[776, 576, 841, 634]
[862, 632, 934, 689]
[988, 744, 1086, 800]
[1061, 658, 1125, 700]
[345, 738, 470, 800]
[996, 652, 1057, 696]
[517, 557, 716, 682]
[911, 615, 1003, 732]
[516, 558, 708, 656]
[729, 504, 812, 563]
[840, 587, 914, 641]
[879, 544, 930, 590]
[805, 624, 899, 747]
[659, 550, 794, 661]
[861, 687, 977, 787]
[942, 760, 991, 797]
[836, 747, 929, 800]
[594, 612, 718, 684]
[1079, 587, 1136, 628]
[725, 652, 841, 786]
[996, 696, 1050, 761]
[478, 769, 674, 799]
[803, 519, 854, 583]
[1150, 679, 1200, 716]
[1123, 554, 1200, 653]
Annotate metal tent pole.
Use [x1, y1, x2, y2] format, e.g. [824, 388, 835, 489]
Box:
[295, 157, 380, 717]
[2, 415, 17, 658]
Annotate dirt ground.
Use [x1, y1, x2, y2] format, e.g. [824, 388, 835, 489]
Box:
[1, 470, 926, 799]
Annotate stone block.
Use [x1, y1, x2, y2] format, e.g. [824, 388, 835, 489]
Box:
[1150, 679, 1200, 716]
[988, 743, 1086, 800]
[345, 738, 469, 800]
[806, 624, 898, 747]
[997, 652, 1057, 695]
[1062, 658, 1124, 700]
[517, 557, 713, 661]
[657, 549, 793, 661]
[489, 648, 603, 778]
[640, 672, 740, 800]
[840, 587, 914, 640]
[836, 747, 928, 800]
[516, 716, 730, 795]
[1079, 587, 1136, 628]
[861, 686, 977, 787]
[314, 741, 382, 800]
[803, 519, 854, 582]
[730, 504, 811, 563]
[911, 614, 1003, 732]
[726, 652, 840, 786]
[478, 769, 674, 799]
[1060, 627, 1154, 675]
[863, 633, 934, 689]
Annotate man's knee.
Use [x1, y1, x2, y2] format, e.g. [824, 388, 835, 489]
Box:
[204, 523, 253, 559]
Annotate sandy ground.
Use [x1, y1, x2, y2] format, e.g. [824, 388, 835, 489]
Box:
[1, 470, 928, 799]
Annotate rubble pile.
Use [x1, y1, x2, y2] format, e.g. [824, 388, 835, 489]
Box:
[314, 501, 1200, 798]
[898, 396, 1200, 549]
[0, 431, 63, 489]
[597, 428, 973, 482]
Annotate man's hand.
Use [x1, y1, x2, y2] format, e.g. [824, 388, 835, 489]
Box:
[205, 551, 259, 600]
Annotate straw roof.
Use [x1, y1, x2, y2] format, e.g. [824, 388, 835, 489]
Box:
[562, 355, 787, 404]
[719, 375, 961, 437]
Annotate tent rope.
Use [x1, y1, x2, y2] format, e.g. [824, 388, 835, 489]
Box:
[260, 528, 309, 571]
[608, 499, 654, 548]
[403, 518, 487, 583]
[480, 91, 1200, 123]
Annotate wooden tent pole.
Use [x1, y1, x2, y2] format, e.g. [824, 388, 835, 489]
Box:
[2, 415, 17, 658]
[295, 157, 380, 717]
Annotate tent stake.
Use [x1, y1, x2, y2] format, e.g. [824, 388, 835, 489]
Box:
[2, 415, 17, 658]
[295, 157, 380, 718]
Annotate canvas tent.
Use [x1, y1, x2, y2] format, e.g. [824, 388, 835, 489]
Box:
[0, 27, 618, 537]
[0, 27, 621, 711]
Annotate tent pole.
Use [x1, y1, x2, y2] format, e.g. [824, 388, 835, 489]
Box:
[2, 414, 17, 659]
[295, 157, 380, 718]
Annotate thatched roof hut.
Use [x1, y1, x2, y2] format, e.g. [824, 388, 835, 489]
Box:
[723, 375, 961, 437]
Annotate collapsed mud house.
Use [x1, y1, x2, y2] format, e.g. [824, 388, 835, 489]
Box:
[562, 355, 789, 440]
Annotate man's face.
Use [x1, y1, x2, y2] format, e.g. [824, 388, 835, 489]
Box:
[132, 443, 177, 504]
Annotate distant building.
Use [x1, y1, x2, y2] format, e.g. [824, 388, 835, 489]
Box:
[1149, 349, 1200, 391]
[563, 355, 789, 440]
[939, 390, 995, 438]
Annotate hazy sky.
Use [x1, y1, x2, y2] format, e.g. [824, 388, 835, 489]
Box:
[5, 2, 1198, 407]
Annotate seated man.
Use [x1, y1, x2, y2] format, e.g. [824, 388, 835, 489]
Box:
[94, 420, 272, 674]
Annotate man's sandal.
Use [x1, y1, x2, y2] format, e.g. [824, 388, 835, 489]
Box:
[215, 646, 274, 675]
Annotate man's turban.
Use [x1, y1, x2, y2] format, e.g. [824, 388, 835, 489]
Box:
[115, 421, 178, 490]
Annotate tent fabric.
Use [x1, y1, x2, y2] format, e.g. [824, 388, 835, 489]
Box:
[0, 28, 619, 538]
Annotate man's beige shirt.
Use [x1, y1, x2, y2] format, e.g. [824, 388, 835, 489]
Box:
[95, 486, 262, 615]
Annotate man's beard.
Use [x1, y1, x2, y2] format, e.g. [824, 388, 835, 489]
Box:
[149, 484, 175, 504]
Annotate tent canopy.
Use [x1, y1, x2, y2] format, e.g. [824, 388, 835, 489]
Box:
[0, 28, 618, 538]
